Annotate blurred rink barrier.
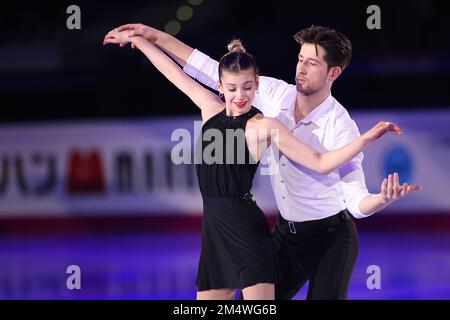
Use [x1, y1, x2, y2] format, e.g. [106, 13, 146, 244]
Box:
[1, 109, 449, 222]
[1, 109, 450, 300]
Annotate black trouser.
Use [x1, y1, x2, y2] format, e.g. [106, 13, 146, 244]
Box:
[272, 210, 359, 300]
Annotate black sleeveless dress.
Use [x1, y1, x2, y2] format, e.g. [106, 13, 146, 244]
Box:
[196, 107, 280, 291]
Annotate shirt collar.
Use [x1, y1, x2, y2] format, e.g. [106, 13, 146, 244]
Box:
[283, 93, 333, 129]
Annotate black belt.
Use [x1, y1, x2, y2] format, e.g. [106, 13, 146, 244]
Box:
[203, 192, 255, 207]
[278, 209, 351, 234]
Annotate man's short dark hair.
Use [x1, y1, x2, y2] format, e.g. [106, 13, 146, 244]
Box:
[294, 25, 352, 71]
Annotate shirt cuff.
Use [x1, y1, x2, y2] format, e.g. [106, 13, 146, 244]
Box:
[182, 49, 219, 90]
[347, 192, 372, 219]
[183, 48, 210, 78]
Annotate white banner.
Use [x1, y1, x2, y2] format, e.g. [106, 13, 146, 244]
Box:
[1, 110, 449, 217]
[355, 110, 450, 213]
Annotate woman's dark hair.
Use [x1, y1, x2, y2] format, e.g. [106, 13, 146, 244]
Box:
[218, 39, 259, 81]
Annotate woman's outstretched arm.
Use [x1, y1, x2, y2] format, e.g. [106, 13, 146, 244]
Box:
[103, 31, 223, 118]
[104, 24, 193, 67]
[262, 117, 402, 175]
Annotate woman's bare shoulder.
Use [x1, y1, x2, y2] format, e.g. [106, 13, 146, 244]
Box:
[248, 113, 283, 130]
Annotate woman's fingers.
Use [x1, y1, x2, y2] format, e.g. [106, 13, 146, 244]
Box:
[378, 121, 402, 137]
[385, 121, 403, 134]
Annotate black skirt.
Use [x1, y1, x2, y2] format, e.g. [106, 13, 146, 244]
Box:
[196, 194, 280, 291]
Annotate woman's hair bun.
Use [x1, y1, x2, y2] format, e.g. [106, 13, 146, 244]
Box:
[227, 39, 246, 53]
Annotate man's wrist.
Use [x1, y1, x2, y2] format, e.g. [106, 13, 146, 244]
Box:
[155, 31, 169, 45]
[377, 193, 390, 206]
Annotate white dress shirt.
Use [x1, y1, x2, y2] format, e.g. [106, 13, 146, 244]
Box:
[184, 49, 371, 221]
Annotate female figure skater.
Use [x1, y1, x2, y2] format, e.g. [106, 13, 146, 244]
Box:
[103, 31, 401, 300]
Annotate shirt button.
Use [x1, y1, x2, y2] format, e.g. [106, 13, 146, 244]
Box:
[282, 196, 286, 200]
[282, 163, 286, 167]
[281, 180, 284, 183]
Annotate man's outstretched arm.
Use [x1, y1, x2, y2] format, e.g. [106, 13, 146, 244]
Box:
[105, 23, 293, 115]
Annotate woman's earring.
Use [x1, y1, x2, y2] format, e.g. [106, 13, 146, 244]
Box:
[219, 93, 224, 98]
[256, 89, 259, 94]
